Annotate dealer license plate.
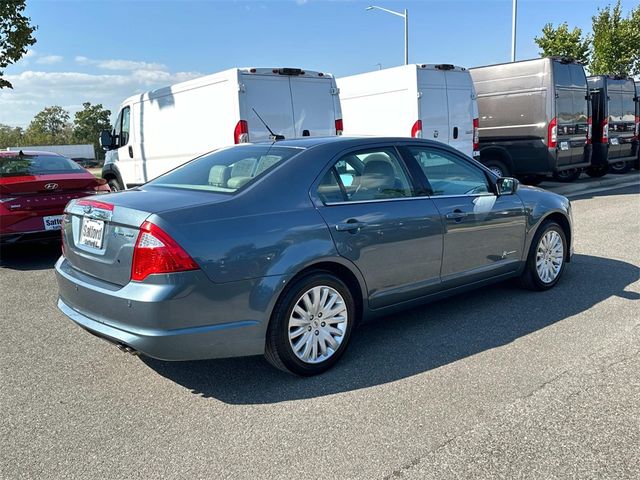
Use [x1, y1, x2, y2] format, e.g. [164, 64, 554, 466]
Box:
[43, 215, 63, 231]
[79, 217, 105, 249]
[610, 138, 619, 145]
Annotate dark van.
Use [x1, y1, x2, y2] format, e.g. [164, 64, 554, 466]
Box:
[587, 75, 639, 175]
[470, 57, 592, 184]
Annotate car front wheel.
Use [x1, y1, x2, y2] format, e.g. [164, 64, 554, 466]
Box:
[520, 221, 567, 291]
[265, 272, 355, 376]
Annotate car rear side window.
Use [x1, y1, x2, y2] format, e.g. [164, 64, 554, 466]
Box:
[0, 154, 84, 177]
[317, 148, 414, 203]
[148, 145, 301, 194]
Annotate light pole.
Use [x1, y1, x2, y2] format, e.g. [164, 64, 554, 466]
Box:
[366, 5, 408, 65]
[511, 0, 517, 62]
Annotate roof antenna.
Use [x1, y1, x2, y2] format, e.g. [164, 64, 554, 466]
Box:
[252, 108, 285, 141]
[18, 150, 24, 157]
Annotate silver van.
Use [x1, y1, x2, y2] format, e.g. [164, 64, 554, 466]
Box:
[470, 57, 592, 183]
[587, 75, 638, 175]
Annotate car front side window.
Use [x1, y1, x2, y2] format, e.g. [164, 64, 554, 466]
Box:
[409, 147, 490, 197]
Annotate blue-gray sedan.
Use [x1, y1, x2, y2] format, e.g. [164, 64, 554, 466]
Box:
[56, 137, 573, 375]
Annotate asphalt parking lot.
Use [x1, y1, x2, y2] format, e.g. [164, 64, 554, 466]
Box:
[1, 175, 639, 479]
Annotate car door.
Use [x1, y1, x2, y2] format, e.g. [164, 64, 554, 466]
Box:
[313, 145, 444, 309]
[402, 144, 527, 287]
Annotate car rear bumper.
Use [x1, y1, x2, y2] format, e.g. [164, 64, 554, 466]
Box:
[55, 256, 273, 361]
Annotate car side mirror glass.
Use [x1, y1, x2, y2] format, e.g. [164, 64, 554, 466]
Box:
[99, 130, 113, 150]
[496, 177, 519, 195]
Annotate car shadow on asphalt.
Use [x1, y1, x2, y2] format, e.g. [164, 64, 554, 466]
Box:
[0, 242, 61, 271]
[143, 253, 640, 404]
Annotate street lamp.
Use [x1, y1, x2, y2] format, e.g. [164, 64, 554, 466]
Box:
[366, 5, 408, 65]
[511, 0, 518, 62]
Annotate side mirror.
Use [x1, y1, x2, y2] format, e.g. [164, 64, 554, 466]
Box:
[99, 130, 113, 150]
[496, 177, 519, 195]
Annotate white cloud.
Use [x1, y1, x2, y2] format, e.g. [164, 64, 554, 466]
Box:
[35, 55, 64, 65]
[75, 56, 167, 72]
[0, 67, 202, 127]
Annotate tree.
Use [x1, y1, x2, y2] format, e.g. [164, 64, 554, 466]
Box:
[73, 102, 112, 160]
[24, 106, 72, 145]
[0, 123, 24, 148]
[590, 0, 640, 76]
[534, 22, 590, 64]
[0, 0, 37, 89]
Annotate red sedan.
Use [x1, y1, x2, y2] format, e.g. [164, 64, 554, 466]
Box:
[1, 150, 111, 244]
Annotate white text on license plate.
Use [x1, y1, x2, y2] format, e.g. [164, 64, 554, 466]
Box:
[79, 217, 105, 249]
[43, 215, 63, 231]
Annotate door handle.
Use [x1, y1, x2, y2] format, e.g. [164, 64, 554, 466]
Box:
[453, 126, 459, 139]
[335, 220, 366, 232]
[445, 210, 468, 221]
[128, 146, 134, 158]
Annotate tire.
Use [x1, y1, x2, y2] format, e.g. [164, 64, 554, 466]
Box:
[608, 161, 632, 174]
[520, 221, 568, 291]
[552, 168, 581, 183]
[585, 165, 608, 178]
[264, 272, 356, 376]
[518, 175, 545, 186]
[107, 177, 123, 192]
[483, 159, 509, 178]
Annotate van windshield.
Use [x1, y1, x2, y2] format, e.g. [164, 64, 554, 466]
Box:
[148, 145, 302, 194]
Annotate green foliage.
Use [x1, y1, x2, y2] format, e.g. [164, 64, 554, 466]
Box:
[534, 22, 590, 64]
[24, 106, 72, 145]
[0, 123, 24, 149]
[73, 102, 112, 160]
[590, 1, 640, 76]
[0, 0, 37, 89]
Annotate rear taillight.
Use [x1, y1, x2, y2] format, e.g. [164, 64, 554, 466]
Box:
[411, 120, 423, 138]
[234, 120, 249, 144]
[548, 117, 557, 148]
[335, 118, 343, 136]
[601, 118, 609, 143]
[61, 214, 68, 256]
[473, 118, 480, 151]
[586, 116, 592, 145]
[131, 221, 199, 282]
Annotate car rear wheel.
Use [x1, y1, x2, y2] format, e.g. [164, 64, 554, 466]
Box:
[483, 159, 509, 178]
[585, 165, 608, 178]
[609, 161, 632, 174]
[553, 168, 581, 182]
[520, 221, 567, 291]
[265, 272, 355, 376]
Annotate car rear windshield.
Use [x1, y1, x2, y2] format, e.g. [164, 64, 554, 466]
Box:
[0, 154, 84, 178]
[148, 145, 302, 193]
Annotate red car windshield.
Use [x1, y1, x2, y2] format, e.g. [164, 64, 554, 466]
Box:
[0, 154, 84, 178]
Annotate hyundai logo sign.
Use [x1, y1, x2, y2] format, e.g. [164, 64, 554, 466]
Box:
[44, 183, 59, 190]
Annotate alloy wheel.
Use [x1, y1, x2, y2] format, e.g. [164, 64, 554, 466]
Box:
[535, 230, 564, 284]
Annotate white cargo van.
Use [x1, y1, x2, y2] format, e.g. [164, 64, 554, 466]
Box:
[337, 64, 479, 158]
[101, 67, 343, 190]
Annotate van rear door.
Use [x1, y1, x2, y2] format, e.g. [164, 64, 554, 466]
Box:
[289, 75, 339, 137]
[443, 69, 476, 157]
[554, 63, 590, 166]
[418, 68, 450, 147]
[242, 73, 296, 142]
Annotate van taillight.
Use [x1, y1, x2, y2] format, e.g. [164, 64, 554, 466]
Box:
[634, 115, 639, 140]
[411, 120, 423, 138]
[601, 118, 609, 143]
[131, 221, 199, 282]
[234, 120, 249, 144]
[586, 116, 592, 145]
[473, 118, 479, 151]
[548, 117, 557, 148]
[335, 119, 343, 136]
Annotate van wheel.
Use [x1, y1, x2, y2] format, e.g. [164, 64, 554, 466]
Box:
[585, 165, 608, 178]
[609, 161, 632, 174]
[265, 272, 355, 376]
[107, 178, 123, 192]
[483, 159, 509, 177]
[553, 169, 581, 182]
[520, 221, 567, 291]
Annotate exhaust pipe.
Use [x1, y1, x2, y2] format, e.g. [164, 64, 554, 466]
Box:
[116, 344, 140, 356]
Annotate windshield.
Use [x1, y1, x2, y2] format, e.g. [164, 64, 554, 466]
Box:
[148, 145, 303, 193]
[0, 154, 85, 178]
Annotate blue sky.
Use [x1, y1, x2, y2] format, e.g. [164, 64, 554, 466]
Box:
[1, 0, 638, 127]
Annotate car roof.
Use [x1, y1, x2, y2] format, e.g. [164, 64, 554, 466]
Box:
[253, 136, 452, 150]
[0, 150, 66, 157]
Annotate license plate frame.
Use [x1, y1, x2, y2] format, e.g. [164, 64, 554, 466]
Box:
[79, 217, 105, 249]
[43, 215, 63, 231]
